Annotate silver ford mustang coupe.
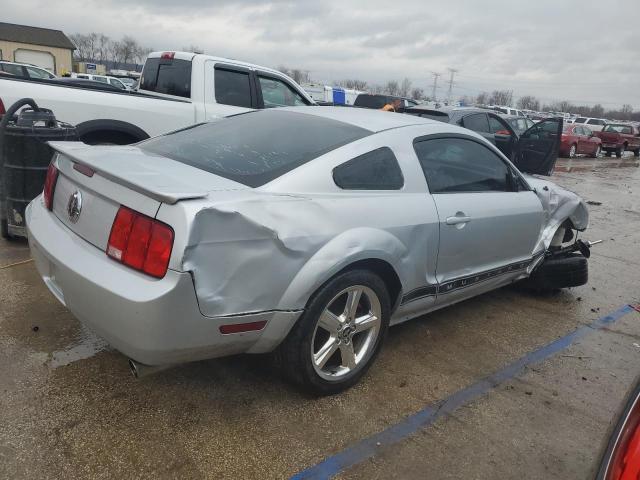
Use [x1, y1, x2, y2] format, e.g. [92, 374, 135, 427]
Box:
[27, 107, 590, 394]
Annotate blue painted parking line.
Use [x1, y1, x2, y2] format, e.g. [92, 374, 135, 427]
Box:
[291, 304, 638, 480]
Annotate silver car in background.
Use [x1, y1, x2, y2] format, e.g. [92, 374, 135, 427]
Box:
[27, 107, 589, 394]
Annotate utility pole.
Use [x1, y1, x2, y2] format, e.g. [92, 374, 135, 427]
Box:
[447, 68, 458, 104]
[430, 72, 441, 102]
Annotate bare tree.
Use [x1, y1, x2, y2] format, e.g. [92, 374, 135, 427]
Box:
[489, 90, 513, 106]
[399, 78, 412, 97]
[410, 87, 425, 101]
[277, 65, 310, 84]
[385, 80, 400, 96]
[475, 91, 488, 105]
[517, 95, 540, 111]
[336, 79, 368, 91]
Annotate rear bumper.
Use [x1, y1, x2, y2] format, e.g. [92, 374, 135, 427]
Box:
[26, 197, 301, 366]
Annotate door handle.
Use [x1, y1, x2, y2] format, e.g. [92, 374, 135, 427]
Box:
[446, 214, 472, 225]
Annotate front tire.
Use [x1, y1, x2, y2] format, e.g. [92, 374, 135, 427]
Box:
[616, 144, 625, 158]
[276, 269, 390, 395]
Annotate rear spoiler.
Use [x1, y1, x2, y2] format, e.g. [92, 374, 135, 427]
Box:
[48, 141, 208, 204]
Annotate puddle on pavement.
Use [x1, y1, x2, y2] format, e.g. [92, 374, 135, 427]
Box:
[48, 324, 109, 368]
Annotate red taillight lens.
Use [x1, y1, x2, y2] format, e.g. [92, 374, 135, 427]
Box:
[160, 52, 175, 59]
[0, 98, 5, 115]
[607, 397, 640, 480]
[43, 163, 59, 210]
[107, 206, 174, 278]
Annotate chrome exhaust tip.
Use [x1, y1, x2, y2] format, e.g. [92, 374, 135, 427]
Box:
[128, 359, 172, 378]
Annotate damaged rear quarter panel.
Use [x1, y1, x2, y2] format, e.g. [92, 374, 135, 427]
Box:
[159, 190, 438, 318]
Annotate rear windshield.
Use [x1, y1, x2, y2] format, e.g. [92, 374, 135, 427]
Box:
[140, 57, 192, 98]
[603, 124, 632, 134]
[354, 95, 388, 109]
[139, 110, 371, 187]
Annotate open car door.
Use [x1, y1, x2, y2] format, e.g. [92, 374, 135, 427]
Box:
[513, 118, 563, 175]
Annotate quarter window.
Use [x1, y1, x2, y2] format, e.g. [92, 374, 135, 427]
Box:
[214, 68, 252, 108]
[258, 76, 308, 107]
[488, 115, 510, 133]
[333, 147, 404, 190]
[414, 138, 511, 193]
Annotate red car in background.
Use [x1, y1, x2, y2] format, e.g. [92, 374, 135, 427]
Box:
[560, 124, 602, 158]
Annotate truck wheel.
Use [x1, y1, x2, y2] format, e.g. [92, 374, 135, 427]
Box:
[520, 253, 588, 291]
[616, 144, 625, 158]
[275, 269, 390, 395]
[633, 149, 640, 157]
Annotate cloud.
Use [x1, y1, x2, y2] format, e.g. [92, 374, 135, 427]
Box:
[4, 0, 640, 107]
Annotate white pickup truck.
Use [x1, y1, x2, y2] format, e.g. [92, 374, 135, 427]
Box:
[0, 51, 315, 144]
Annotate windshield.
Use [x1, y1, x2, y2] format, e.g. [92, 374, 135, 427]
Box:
[140, 110, 371, 187]
[603, 124, 632, 134]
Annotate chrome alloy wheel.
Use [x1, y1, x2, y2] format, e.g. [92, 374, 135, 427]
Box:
[310, 285, 382, 380]
[569, 144, 577, 158]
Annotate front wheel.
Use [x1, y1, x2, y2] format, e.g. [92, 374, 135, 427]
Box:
[616, 144, 625, 158]
[276, 269, 390, 395]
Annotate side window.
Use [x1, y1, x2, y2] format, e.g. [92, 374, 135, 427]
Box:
[333, 147, 404, 190]
[488, 115, 510, 134]
[109, 78, 125, 89]
[414, 138, 511, 193]
[93, 76, 108, 84]
[214, 68, 252, 108]
[462, 113, 490, 133]
[2, 63, 25, 77]
[25, 66, 51, 79]
[258, 76, 308, 107]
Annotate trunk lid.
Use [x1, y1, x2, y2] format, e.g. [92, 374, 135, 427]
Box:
[48, 142, 247, 251]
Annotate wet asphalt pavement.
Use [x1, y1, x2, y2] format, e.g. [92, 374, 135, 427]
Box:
[1, 155, 639, 479]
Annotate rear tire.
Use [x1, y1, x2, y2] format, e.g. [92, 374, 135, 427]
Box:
[616, 144, 625, 158]
[275, 269, 390, 396]
[633, 148, 640, 157]
[520, 253, 588, 291]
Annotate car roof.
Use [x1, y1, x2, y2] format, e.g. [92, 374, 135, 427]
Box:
[277, 106, 437, 133]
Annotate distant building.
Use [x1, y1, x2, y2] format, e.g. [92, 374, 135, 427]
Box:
[0, 22, 75, 75]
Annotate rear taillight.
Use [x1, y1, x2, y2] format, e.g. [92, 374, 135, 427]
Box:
[160, 52, 175, 59]
[107, 206, 174, 278]
[0, 98, 5, 115]
[43, 163, 59, 210]
[606, 396, 640, 480]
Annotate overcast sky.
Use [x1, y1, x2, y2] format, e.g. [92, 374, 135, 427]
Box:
[7, 0, 640, 108]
